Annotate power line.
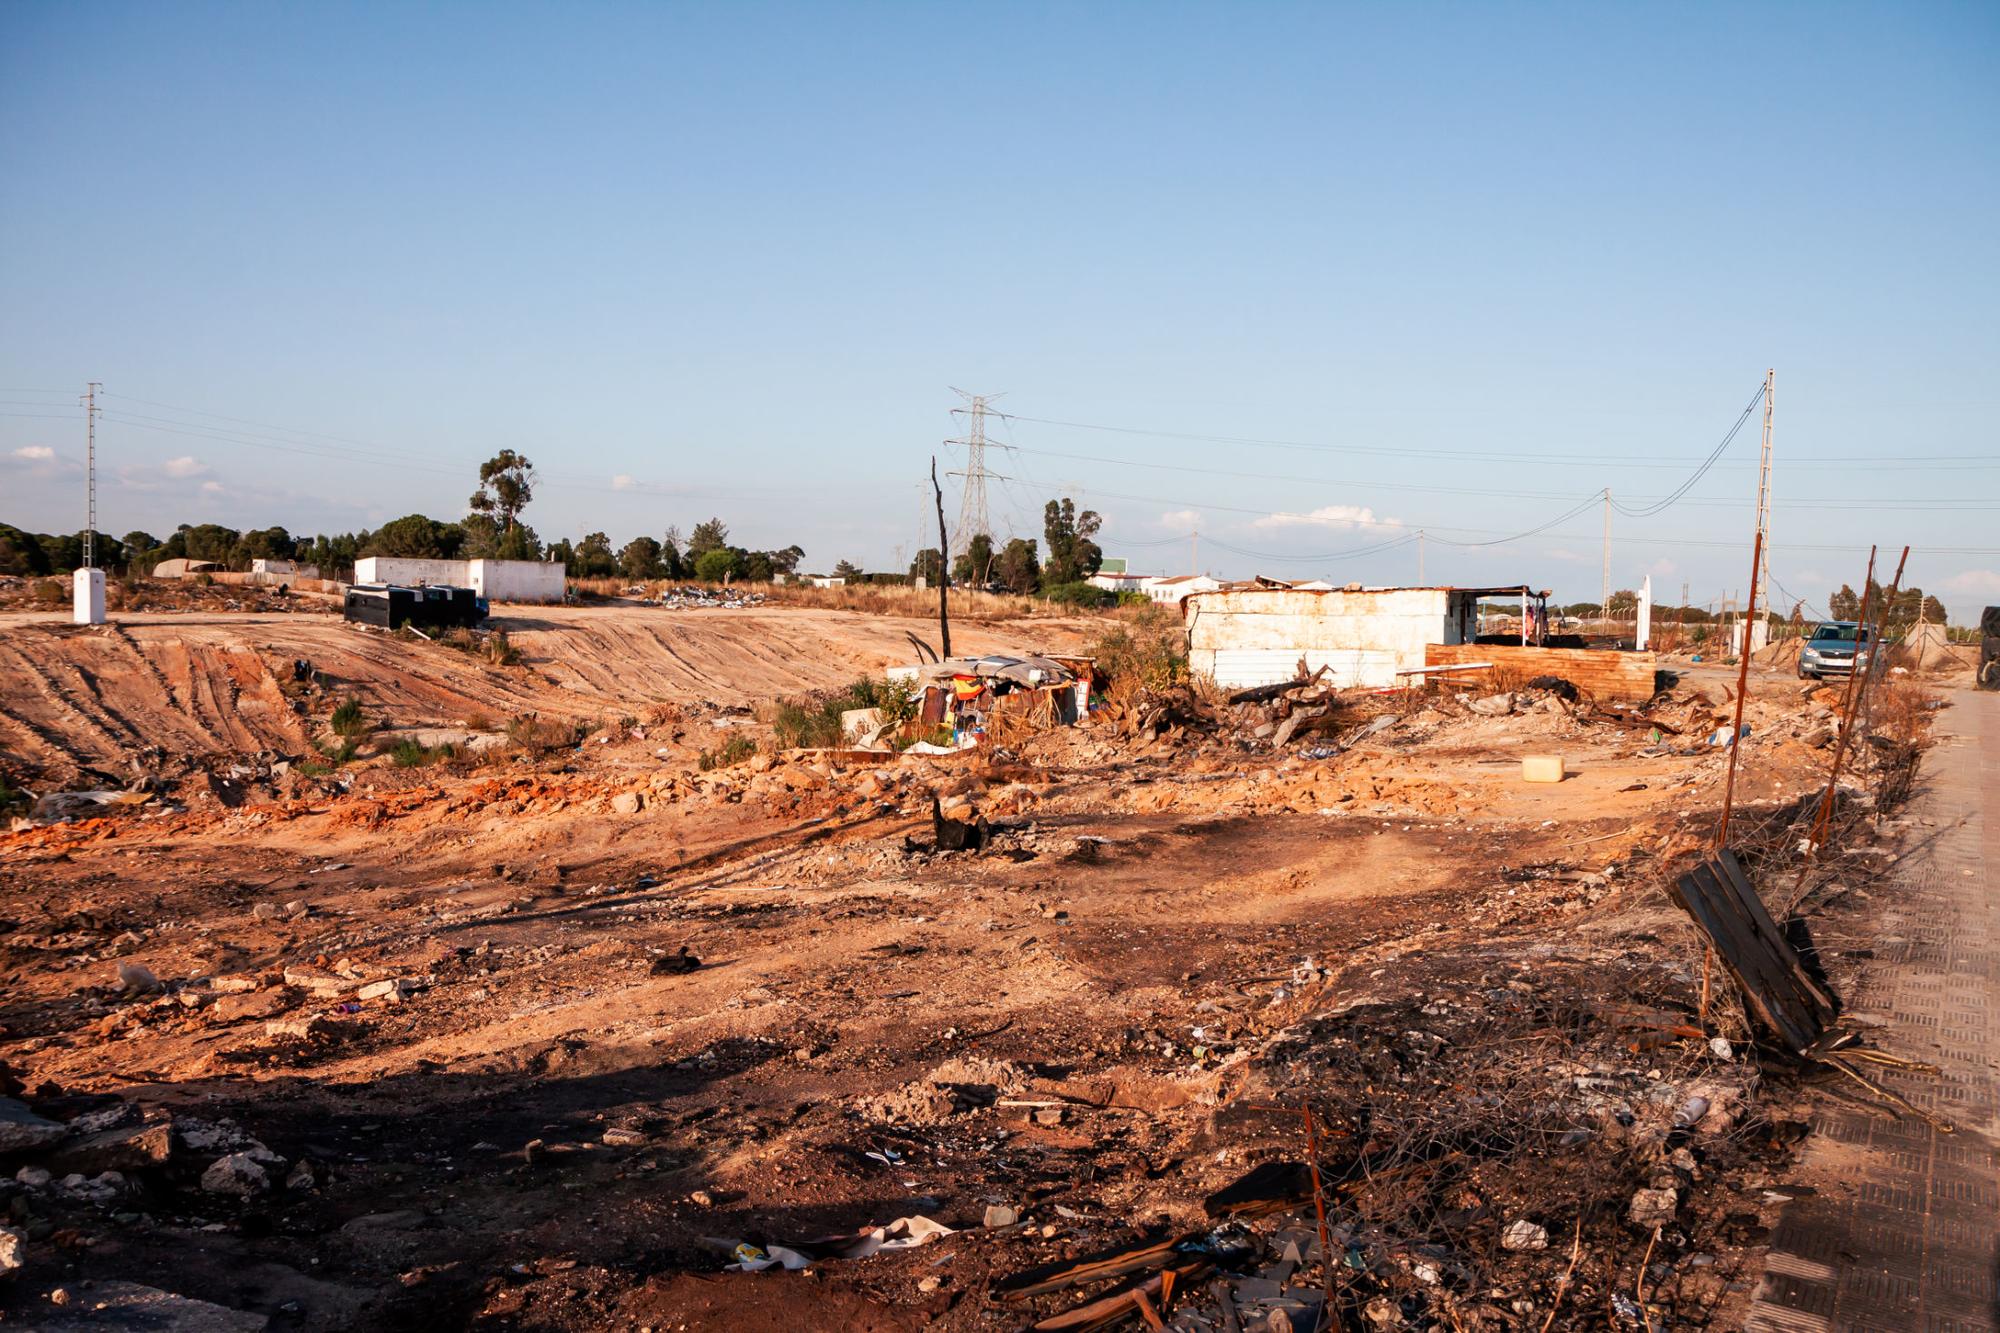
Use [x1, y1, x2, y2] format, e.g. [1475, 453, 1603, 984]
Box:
[1609, 382, 1765, 518]
[990, 406, 1995, 469]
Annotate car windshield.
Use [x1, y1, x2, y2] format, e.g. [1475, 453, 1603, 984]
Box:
[1811, 624, 1869, 643]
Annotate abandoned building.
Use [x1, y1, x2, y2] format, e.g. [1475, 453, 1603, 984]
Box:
[1184, 582, 1549, 689]
[351, 556, 566, 604]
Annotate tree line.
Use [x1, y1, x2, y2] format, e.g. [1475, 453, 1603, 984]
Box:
[907, 498, 1105, 595]
[3, 450, 1108, 592]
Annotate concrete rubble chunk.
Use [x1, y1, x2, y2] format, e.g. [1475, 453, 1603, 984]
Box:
[266, 1015, 341, 1043]
[1628, 1186, 1678, 1228]
[0, 1225, 24, 1276]
[214, 990, 292, 1022]
[982, 1204, 1019, 1228]
[611, 791, 643, 815]
[1500, 1219, 1549, 1251]
[0, 1097, 66, 1152]
[52, 1120, 173, 1174]
[201, 1152, 271, 1196]
[116, 962, 162, 994]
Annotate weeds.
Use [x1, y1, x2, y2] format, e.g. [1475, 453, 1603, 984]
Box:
[1088, 605, 1189, 704]
[329, 697, 370, 738]
[391, 739, 457, 767]
[771, 677, 919, 749]
[698, 735, 758, 771]
[507, 713, 579, 753]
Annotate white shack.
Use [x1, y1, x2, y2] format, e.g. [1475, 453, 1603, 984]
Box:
[352, 557, 567, 604]
[1184, 583, 1542, 689]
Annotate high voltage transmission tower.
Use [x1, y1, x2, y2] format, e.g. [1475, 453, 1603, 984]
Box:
[945, 388, 1003, 559]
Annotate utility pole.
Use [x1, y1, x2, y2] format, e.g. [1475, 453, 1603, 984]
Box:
[945, 388, 997, 560]
[82, 382, 101, 567]
[1750, 369, 1775, 654]
[1417, 529, 1426, 584]
[1599, 488, 1611, 628]
[1190, 530, 1199, 577]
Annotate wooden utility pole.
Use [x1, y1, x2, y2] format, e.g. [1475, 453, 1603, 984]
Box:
[1599, 489, 1611, 629]
[930, 457, 952, 658]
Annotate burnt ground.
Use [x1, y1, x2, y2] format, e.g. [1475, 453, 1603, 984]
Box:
[0, 607, 1949, 1331]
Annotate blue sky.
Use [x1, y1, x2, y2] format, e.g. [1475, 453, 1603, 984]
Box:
[3, 2, 1996, 618]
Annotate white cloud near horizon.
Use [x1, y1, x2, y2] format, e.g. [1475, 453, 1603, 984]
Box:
[1253, 504, 1392, 531]
[163, 455, 208, 479]
[612, 474, 638, 491]
[1159, 509, 1200, 527]
[12, 445, 54, 461]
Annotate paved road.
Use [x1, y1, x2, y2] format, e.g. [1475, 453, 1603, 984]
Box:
[1747, 687, 1999, 1331]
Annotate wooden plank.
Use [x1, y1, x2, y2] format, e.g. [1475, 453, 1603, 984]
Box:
[1423, 643, 1659, 702]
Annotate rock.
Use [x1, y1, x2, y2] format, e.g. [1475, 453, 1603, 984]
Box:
[982, 1204, 1019, 1228]
[0, 1097, 66, 1152]
[209, 975, 261, 993]
[1469, 692, 1515, 716]
[52, 1121, 173, 1174]
[1500, 1220, 1548, 1251]
[1708, 1036, 1734, 1060]
[356, 979, 412, 1003]
[0, 1226, 24, 1276]
[284, 1160, 316, 1191]
[15, 1166, 53, 1188]
[281, 966, 350, 998]
[252, 902, 282, 920]
[917, 1275, 941, 1294]
[116, 962, 162, 994]
[1033, 1107, 1064, 1127]
[601, 1127, 646, 1147]
[201, 1152, 271, 1196]
[265, 1015, 341, 1043]
[611, 791, 643, 815]
[214, 990, 291, 1022]
[1628, 1186, 1678, 1228]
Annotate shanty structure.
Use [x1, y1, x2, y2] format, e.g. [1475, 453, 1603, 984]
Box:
[352, 557, 566, 604]
[882, 654, 1092, 749]
[1185, 582, 1551, 690]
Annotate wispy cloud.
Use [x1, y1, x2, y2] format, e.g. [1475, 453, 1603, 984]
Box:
[1944, 569, 2000, 597]
[612, 474, 638, 491]
[1253, 504, 1392, 531]
[12, 445, 54, 461]
[1159, 509, 1200, 527]
[163, 455, 209, 479]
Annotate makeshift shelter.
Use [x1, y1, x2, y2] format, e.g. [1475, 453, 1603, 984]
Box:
[151, 558, 222, 579]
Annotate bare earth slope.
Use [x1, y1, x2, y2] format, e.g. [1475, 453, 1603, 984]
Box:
[0, 606, 1093, 787]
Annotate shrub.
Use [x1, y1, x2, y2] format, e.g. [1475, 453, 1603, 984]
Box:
[462, 711, 495, 732]
[487, 628, 520, 666]
[316, 737, 358, 766]
[329, 697, 369, 737]
[1089, 606, 1188, 695]
[507, 713, 578, 753]
[698, 735, 758, 771]
[391, 739, 456, 767]
[771, 677, 919, 750]
[31, 578, 65, 606]
[1044, 581, 1115, 608]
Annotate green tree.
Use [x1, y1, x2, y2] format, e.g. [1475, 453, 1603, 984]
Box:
[546, 537, 576, 574]
[1042, 498, 1103, 585]
[909, 548, 944, 584]
[575, 531, 616, 578]
[469, 450, 536, 547]
[619, 536, 663, 581]
[833, 558, 865, 582]
[366, 514, 463, 559]
[1828, 584, 1860, 620]
[661, 526, 686, 579]
[0, 526, 52, 576]
[951, 534, 993, 586]
[687, 518, 730, 559]
[694, 547, 737, 583]
[994, 537, 1041, 593]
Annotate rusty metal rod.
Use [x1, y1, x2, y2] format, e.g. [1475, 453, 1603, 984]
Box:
[1715, 527, 1765, 850]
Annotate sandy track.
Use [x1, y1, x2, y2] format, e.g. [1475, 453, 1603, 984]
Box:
[0, 605, 1094, 785]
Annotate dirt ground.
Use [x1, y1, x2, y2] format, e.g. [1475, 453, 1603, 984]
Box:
[0, 601, 1947, 1331]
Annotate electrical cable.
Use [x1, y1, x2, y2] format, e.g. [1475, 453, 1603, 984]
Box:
[1609, 384, 1765, 518]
